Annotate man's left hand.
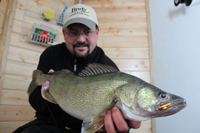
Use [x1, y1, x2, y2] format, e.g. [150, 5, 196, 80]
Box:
[97, 107, 141, 133]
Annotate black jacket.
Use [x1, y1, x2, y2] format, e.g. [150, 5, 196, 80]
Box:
[29, 43, 119, 132]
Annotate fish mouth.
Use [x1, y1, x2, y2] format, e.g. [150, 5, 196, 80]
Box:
[171, 99, 187, 109]
[174, 100, 187, 108]
[155, 100, 187, 117]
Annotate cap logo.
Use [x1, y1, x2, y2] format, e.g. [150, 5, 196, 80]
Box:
[71, 7, 90, 13]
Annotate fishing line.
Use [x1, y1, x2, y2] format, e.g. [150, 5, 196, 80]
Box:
[45, 100, 62, 133]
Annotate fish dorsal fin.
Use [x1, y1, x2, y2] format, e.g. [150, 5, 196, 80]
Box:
[78, 63, 119, 76]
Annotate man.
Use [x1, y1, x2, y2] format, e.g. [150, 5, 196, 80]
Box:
[13, 3, 141, 133]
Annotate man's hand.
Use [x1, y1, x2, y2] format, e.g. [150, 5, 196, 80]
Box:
[97, 107, 141, 133]
[41, 69, 54, 98]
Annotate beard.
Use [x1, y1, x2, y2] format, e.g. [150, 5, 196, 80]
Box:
[73, 42, 90, 58]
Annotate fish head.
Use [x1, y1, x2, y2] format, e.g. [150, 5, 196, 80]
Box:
[134, 83, 187, 118]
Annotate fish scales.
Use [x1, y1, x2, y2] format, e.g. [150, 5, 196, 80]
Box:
[50, 73, 128, 116]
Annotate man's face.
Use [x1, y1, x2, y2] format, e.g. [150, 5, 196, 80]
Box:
[63, 23, 99, 58]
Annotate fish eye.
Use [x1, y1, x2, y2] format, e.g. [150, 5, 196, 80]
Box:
[159, 92, 168, 99]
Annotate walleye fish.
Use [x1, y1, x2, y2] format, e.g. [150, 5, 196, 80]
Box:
[27, 63, 186, 133]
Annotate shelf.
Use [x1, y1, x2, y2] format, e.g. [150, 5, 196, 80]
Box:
[19, 0, 73, 47]
[28, 32, 56, 47]
[27, 5, 64, 26]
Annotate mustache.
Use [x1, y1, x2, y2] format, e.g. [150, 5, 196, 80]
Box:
[73, 42, 89, 48]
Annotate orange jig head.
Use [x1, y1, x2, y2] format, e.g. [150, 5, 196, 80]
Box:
[157, 103, 171, 110]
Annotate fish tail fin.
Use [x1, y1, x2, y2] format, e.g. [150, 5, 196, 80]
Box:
[27, 70, 43, 96]
[81, 116, 104, 133]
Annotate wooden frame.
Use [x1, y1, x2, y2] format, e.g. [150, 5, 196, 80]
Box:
[145, 0, 156, 133]
[0, 0, 17, 103]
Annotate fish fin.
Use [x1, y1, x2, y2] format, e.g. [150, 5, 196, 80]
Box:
[78, 63, 119, 77]
[81, 116, 104, 133]
[27, 70, 43, 96]
[41, 84, 57, 104]
[81, 96, 118, 133]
